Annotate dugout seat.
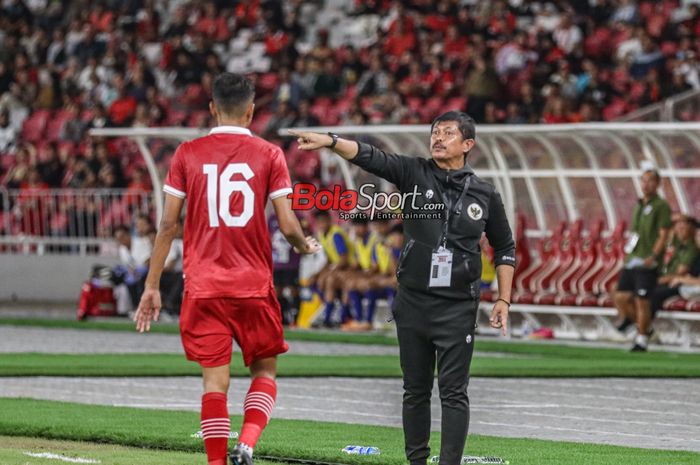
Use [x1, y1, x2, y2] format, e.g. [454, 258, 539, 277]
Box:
[557, 218, 604, 305]
[513, 222, 565, 304]
[534, 220, 583, 305]
[576, 221, 626, 306]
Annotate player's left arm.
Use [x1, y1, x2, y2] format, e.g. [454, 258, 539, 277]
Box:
[484, 189, 516, 336]
[135, 193, 184, 332]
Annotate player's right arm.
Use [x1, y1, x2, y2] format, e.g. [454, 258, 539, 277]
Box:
[271, 195, 320, 255]
[135, 193, 184, 332]
[135, 143, 188, 333]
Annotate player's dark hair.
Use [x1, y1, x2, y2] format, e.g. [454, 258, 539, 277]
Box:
[431, 111, 476, 140]
[351, 216, 369, 225]
[212, 73, 255, 116]
[313, 210, 331, 219]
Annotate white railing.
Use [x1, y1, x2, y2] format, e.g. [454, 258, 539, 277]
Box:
[0, 188, 152, 255]
[619, 89, 700, 122]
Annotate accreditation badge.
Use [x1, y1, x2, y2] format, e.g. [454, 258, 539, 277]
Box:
[624, 232, 639, 254]
[429, 246, 453, 287]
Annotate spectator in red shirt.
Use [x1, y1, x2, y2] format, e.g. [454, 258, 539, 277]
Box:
[108, 75, 137, 126]
[383, 19, 416, 58]
[18, 168, 50, 235]
[443, 25, 468, 59]
[195, 2, 230, 42]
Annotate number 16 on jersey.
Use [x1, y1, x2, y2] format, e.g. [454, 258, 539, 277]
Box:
[203, 163, 255, 228]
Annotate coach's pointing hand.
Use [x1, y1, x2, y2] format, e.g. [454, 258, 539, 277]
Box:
[288, 130, 330, 150]
[134, 288, 161, 333]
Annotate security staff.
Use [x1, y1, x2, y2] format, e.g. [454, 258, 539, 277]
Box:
[290, 111, 515, 465]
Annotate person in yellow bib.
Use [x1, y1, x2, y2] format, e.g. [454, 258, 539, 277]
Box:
[342, 220, 403, 331]
[311, 210, 353, 327]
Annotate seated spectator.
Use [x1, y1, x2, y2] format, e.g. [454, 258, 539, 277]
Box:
[649, 216, 700, 319]
[342, 219, 401, 331]
[112, 216, 154, 312]
[313, 59, 343, 98]
[0, 110, 17, 153]
[293, 99, 320, 128]
[37, 142, 64, 188]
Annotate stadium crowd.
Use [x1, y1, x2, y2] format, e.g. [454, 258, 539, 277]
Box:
[3, 0, 700, 197]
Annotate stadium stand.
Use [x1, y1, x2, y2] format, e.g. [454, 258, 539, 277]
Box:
[4, 0, 700, 194]
[2, 1, 700, 342]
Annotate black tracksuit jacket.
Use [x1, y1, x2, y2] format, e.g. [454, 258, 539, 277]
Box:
[351, 141, 516, 300]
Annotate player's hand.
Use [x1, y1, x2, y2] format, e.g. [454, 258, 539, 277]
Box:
[295, 235, 321, 255]
[134, 288, 161, 333]
[489, 299, 509, 336]
[288, 130, 331, 151]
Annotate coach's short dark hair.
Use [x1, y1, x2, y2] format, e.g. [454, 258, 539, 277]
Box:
[212, 73, 255, 116]
[431, 111, 476, 140]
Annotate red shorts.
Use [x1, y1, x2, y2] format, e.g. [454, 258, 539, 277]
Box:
[179, 290, 289, 367]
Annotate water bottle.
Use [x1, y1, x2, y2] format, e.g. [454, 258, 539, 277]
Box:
[341, 445, 380, 455]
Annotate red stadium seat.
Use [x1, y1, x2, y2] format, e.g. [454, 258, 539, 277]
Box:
[444, 97, 466, 112]
[665, 298, 688, 312]
[45, 109, 72, 141]
[21, 110, 50, 143]
[249, 111, 273, 135]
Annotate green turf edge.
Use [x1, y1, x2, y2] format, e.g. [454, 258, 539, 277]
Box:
[0, 436, 210, 465]
[2, 352, 700, 378]
[4, 316, 700, 360]
[1, 398, 699, 465]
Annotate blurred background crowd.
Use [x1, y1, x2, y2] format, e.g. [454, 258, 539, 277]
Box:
[3, 0, 700, 192]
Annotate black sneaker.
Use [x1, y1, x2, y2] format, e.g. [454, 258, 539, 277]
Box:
[630, 343, 648, 352]
[616, 318, 633, 332]
[229, 445, 253, 465]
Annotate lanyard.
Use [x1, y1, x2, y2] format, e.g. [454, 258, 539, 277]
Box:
[440, 175, 472, 249]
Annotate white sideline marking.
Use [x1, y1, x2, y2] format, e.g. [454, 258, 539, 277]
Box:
[23, 452, 101, 463]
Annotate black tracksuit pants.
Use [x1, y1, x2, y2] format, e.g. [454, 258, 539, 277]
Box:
[393, 284, 478, 465]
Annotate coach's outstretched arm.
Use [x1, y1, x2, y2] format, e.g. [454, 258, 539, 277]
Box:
[289, 130, 410, 190]
[134, 193, 185, 332]
[288, 130, 359, 160]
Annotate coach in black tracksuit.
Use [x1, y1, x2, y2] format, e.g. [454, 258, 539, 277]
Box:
[290, 111, 516, 465]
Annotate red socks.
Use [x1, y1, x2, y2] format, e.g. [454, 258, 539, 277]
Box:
[238, 377, 277, 449]
[201, 392, 230, 465]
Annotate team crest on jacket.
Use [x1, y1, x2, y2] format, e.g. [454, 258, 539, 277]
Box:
[467, 203, 483, 220]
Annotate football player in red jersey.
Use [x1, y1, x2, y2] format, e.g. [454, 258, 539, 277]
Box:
[134, 73, 320, 465]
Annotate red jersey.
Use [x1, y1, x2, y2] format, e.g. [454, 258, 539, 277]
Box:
[164, 125, 292, 298]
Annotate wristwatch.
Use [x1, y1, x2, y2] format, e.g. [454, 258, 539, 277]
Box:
[327, 132, 339, 149]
